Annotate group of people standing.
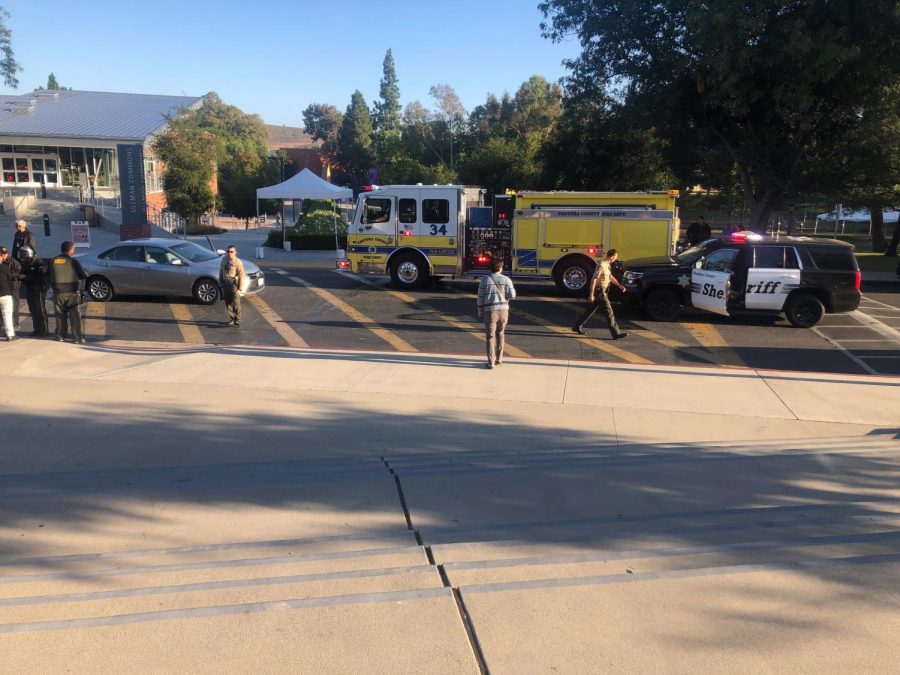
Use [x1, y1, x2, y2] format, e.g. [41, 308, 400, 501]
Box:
[476, 248, 628, 369]
[0, 220, 87, 343]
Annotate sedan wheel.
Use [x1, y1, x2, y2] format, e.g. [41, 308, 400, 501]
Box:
[87, 276, 113, 302]
[193, 278, 220, 305]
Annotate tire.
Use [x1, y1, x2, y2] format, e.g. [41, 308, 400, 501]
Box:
[644, 287, 682, 321]
[86, 275, 113, 302]
[389, 252, 428, 290]
[554, 259, 593, 296]
[193, 278, 220, 305]
[785, 293, 825, 328]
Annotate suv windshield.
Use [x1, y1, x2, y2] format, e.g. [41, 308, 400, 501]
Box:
[674, 240, 715, 264]
[170, 242, 220, 263]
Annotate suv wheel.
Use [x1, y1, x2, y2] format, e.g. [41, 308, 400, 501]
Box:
[644, 288, 681, 321]
[786, 293, 825, 328]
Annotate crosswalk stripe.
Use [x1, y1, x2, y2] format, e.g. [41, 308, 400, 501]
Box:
[335, 271, 531, 358]
[83, 302, 106, 340]
[246, 295, 308, 348]
[287, 275, 418, 353]
[169, 303, 205, 344]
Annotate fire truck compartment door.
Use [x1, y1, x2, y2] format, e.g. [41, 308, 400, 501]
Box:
[513, 216, 540, 271]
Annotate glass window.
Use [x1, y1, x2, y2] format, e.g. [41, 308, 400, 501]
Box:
[31, 159, 44, 171]
[145, 246, 179, 265]
[0, 145, 11, 153]
[364, 198, 392, 223]
[754, 247, 787, 268]
[15, 158, 27, 171]
[17, 173, 28, 183]
[169, 242, 219, 263]
[399, 198, 416, 224]
[703, 248, 738, 272]
[2, 158, 12, 171]
[784, 248, 800, 269]
[423, 199, 449, 224]
[98, 248, 118, 261]
[45, 172, 58, 183]
[32, 173, 44, 184]
[45, 158, 56, 172]
[807, 246, 855, 271]
[3, 172, 14, 183]
[113, 245, 144, 262]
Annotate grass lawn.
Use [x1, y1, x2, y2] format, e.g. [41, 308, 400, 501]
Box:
[855, 252, 899, 273]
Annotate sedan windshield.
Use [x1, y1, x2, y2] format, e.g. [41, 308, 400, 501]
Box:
[170, 242, 220, 263]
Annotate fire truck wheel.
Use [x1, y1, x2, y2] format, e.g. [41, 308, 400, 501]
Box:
[390, 253, 429, 290]
[554, 259, 592, 296]
[785, 293, 824, 328]
[644, 288, 682, 321]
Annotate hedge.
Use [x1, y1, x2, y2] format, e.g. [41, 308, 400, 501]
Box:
[265, 230, 348, 250]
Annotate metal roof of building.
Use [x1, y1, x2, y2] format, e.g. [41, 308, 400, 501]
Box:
[0, 90, 203, 141]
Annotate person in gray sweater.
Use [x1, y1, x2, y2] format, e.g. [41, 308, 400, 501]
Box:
[476, 257, 516, 369]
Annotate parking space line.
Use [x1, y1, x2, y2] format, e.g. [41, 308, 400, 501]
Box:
[680, 322, 747, 367]
[246, 295, 308, 348]
[336, 271, 531, 358]
[83, 302, 106, 340]
[286, 275, 418, 353]
[812, 327, 878, 375]
[509, 305, 653, 364]
[169, 303, 205, 344]
[631, 327, 689, 350]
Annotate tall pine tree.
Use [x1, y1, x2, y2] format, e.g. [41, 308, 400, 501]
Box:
[337, 90, 374, 187]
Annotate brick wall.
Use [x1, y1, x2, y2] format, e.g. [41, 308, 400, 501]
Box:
[120, 224, 151, 240]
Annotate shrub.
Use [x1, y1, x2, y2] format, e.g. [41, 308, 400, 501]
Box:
[264, 228, 347, 250]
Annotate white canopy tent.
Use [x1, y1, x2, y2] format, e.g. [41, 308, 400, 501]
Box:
[255, 168, 354, 251]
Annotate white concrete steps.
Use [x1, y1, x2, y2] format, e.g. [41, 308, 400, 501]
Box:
[0, 532, 443, 629]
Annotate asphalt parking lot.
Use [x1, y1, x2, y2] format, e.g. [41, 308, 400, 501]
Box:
[16, 267, 900, 376]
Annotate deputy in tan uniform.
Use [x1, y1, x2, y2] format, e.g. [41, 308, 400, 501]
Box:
[572, 248, 628, 340]
[48, 240, 88, 343]
[219, 245, 245, 326]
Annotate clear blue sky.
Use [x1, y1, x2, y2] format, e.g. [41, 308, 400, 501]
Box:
[1, 0, 579, 127]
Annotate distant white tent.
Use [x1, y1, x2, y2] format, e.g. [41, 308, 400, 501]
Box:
[256, 167, 353, 200]
[255, 168, 353, 252]
[816, 207, 899, 223]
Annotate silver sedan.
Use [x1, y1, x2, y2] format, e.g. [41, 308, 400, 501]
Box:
[77, 238, 265, 304]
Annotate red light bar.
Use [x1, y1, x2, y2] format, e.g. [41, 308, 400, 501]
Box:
[403, 230, 412, 237]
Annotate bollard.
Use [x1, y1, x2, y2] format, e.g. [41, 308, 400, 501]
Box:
[43, 213, 50, 237]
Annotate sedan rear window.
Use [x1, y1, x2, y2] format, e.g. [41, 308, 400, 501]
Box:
[807, 246, 855, 271]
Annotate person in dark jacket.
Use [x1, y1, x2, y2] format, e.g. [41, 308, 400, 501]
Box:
[18, 246, 49, 337]
[12, 220, 37, 261]
[48, 241, 88, 344]
[0, 247, 16, 341]
[686, 216, 711, 247]
[1, 244, 23, 330]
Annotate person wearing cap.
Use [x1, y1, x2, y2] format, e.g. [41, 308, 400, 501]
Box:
[48, 240, 87, 344]
[219, 245, 245, 326]
[0, 247, 17, 340]
[12, 219, 36, 261]
[18, 246, 49, 337]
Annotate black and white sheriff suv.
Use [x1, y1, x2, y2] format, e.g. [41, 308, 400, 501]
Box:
[620, 232, 861, 328]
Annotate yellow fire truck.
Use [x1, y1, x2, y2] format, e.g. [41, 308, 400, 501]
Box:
[337, 185, 680, 294]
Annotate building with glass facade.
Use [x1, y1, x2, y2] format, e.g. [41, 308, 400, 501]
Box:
[0, 89, 204, 203]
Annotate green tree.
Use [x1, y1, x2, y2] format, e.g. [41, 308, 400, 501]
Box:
[302, 102, 343, 172]
[540, 0, 900, 231]
[153, 124, 217, 224]
[337, 90, 374, 187]
[429, 83, 467, 170]
[373, 49, 401, 133]
[0, 6, 21, 88]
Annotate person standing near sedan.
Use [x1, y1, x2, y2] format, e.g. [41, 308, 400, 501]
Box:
[219, 245, 245, 327]
[12, 219, 36, 261]
[48, 241, 87, 344]
[18, 246, 49, 337]
[476, 257, 516, 369]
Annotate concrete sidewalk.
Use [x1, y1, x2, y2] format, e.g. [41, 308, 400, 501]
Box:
[0, 339, 898, 673]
